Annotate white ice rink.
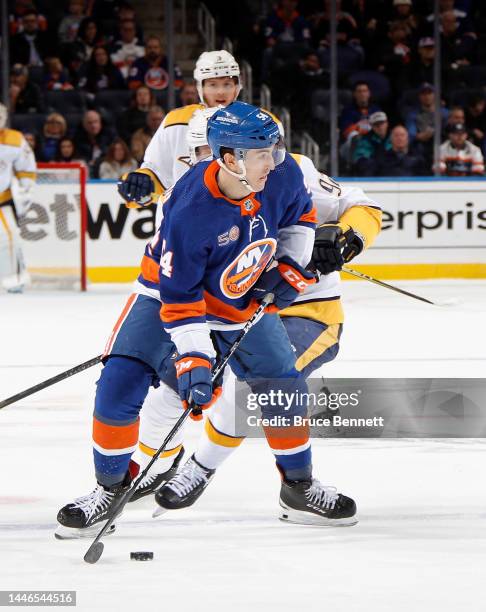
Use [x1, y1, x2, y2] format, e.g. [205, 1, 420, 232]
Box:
[1, 280, 485, 611]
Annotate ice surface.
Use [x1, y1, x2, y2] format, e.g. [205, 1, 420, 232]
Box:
[1, 281, 485, 611]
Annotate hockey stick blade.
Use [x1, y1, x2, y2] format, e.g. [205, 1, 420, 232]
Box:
[84, 542, 104, 564]
[83, 295, 273, 564]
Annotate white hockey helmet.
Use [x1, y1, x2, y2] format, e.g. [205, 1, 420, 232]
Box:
[193, 50, 241, 105]
[0, 103, 8, 129]
[187, 106, 219, 164]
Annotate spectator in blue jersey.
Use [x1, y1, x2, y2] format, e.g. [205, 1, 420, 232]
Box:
[339, 81, 381, 168]
[263, 0, 311, 47]
[128, 36, 183, 92]
[340, 81, 381, 144]
[376, 125, 428, 176]
[352, 111, 392, 176]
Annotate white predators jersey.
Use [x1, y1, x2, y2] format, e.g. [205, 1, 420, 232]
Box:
[0, 129, 36, 206]
[291, 153, 381, 303]
[141, 103, 204, 192]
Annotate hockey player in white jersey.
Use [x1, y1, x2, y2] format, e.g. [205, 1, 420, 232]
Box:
[127, 108, 382, 525]
[0, 103, 36, 293]
[117, 50, 241, 205]
[117, 49, 280, 207]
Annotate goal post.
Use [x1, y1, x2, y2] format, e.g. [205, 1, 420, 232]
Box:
[19, 162, 88, 291]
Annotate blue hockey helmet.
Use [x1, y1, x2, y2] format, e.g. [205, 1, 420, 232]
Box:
[207, 101, 282, 158]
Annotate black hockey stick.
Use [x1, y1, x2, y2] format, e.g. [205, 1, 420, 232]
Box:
[0, 355, 103, 410]
[83, 294, 273, 564]
[342, 267, 456, 306]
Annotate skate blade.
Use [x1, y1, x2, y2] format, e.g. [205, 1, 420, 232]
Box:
[152, 504, 169, 518]
[279, 505, 358, 527]
[54, 522, 116, 540]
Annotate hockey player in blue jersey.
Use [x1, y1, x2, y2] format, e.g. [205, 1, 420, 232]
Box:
[55, 102, 357, 539]
[145, 109, 381, 522]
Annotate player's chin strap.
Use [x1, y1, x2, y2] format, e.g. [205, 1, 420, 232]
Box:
[216, 157, 255, 193]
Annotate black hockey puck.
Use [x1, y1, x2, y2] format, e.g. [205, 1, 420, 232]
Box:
[130, 551, 154, 561]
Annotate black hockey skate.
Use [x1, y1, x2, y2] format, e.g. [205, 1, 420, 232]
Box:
[55, 474, 130, 540]
[129, 446, 185, 503]
[279, 478, 357, 526]
[153, 454, 215, 516]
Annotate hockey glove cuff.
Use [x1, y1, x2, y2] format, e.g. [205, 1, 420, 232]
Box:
[251, 256, 316, 310]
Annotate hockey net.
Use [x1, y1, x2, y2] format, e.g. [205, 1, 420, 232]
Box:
[19, 163, 87, 290]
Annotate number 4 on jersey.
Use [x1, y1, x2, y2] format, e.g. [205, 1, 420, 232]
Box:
[160, 240, 173, 278]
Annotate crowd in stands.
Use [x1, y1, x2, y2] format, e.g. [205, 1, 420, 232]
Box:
[7, 0, 186, 177]
[7, 0, 486, 177]
[208, 0, 486, 176]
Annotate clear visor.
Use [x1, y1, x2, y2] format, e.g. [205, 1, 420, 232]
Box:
[233, 137, 286, 166]
[272, 137, 286, 165]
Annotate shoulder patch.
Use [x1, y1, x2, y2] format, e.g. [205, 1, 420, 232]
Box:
[0, 129, 22, 148]
[162, 104, 204, 128]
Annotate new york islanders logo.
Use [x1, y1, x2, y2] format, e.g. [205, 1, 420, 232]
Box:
[220, 238, 276, 299]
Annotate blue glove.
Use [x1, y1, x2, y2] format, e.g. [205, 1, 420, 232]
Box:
[117, 172, 154, 205]
[175, 352, 214, 421]
[251, 256, 316, 309]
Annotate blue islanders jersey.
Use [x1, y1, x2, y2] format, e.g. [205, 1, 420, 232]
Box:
[136, 153, 316, 334]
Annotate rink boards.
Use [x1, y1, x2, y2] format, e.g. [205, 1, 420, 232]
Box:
[20, 177, 486, 283]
